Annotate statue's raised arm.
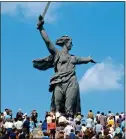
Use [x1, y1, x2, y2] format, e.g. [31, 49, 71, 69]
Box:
[37, 15, 58, 55]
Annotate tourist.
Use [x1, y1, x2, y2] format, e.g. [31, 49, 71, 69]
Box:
[16, 109, 23, 120]
[81, 115, 86, 125]
[4, 119, 14, 136]
[0, 108, 125, 139]
[31, 110, 38, 128]
[86, 116, 93, 128]
[87, 110, 94, 120]
[23, 117, 30, 137]
[94, 120, 103, 134]
[38, 120, 42, 130]
[69, 129, 76, 139]
[64, 122, 74, 138]
[9, 128, 17, 139]
[15, 118, 23, 131]
[75, 121, 81, 132]
[49, 119, 56, 139]
[117, 115, 122, 124]
[42, 120, 47, 132]
[96, 111, 101, 121]
[107, 116, 114, 127]
[29, 117, 34, 135]
[99, 112, 106, 128]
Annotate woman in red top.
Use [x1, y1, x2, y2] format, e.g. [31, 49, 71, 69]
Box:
[49, 119, 56, 139]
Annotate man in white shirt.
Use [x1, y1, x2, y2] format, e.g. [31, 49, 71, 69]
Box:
[15, 119, 23, 130]
[64, 122, 74, 138]
[4, 119, 14, 129]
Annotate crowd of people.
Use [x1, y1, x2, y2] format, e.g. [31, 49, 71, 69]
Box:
[0, 108, 125, 139]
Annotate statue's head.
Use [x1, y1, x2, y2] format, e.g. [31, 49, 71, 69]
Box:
[55, 35, 73, 50]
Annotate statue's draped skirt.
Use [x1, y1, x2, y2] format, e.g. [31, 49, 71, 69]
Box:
[50, 51, 81, 115]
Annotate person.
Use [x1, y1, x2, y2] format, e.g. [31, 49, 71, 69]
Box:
[81, 124, 87, 133]
[38, 120, 42, 130]
[16, 109, 23, 120]
[99, 112, 106, 128]
[33, 15, 96, 117]
[87, 110, 94, 120]
[108, 111, 112, 117]
[0, 118, 3, 137]
[23, 117, 30, 137]
[86, 116, 93, 128]
[46, 113, 52, 131]
[121, 118, 125, 129]
[31, 110, 38, 128]
[4, 119, 14, 136]
[115, 124, 122, 135]
[69, 117, 76, 128]
[57, 131, 64, 139]
[76, 112, 82, 121]
[56, 122, 65, 133]
[15, 118, 23, 131]
[42, 120, 47, 132]
[9, 128, 17, 139]
[96, 111, 101, 121]
[64, 122, 74, 138]
[46, 113, 52, 124]
[29, 117, 34, 135]
[5, 111, 11, 121]
[3, 109, 8, 118]
[107, 116, 114, 127]
[81, 115, 86, 125]
[49, 119, 56, 139]
[122, 127, 126, 139]
[115, 113, 119, 123]
[108, 124, 114, 137]
[75, 131, 81, 139]
[69, 129, 76, 139]
[75, 121, 81, 132]
[94, 120, 103, 134]
[19, 130, 25, 139]
[117, 115, 122, 124]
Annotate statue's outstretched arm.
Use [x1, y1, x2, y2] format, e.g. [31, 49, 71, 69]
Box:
[74, 56, 96, 65]
[38, 17, 58, 55]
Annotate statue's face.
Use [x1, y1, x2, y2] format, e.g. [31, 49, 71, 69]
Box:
[67, 41, 73, 50]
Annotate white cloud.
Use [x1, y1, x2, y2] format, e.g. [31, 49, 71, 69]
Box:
[1, 2, 61, 23]
[79, 57, 124, 93]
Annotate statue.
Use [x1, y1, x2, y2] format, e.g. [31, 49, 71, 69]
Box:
[33, 4, 96, 117]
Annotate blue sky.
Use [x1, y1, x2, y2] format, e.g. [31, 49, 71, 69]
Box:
[1, 2, 124, 120]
